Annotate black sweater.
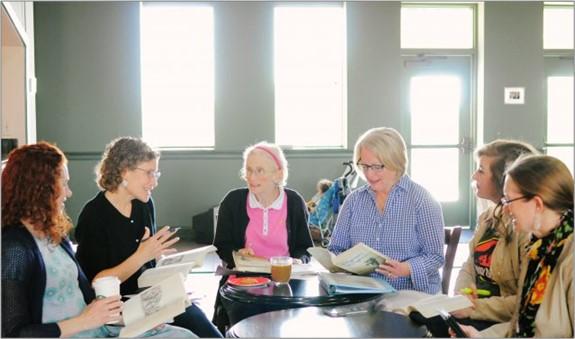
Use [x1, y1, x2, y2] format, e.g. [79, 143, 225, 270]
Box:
[1, 225, 94, 337]
[214, 188, 313, 268]
[75, 191, 156, 295]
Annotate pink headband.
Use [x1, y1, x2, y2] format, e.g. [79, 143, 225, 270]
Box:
[255, 146, 282, 170]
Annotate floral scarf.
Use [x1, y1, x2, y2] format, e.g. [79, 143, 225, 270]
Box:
[515, 209, 574, 337]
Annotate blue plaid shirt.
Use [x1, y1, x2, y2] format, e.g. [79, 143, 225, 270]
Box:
[328, 175, 445, 294]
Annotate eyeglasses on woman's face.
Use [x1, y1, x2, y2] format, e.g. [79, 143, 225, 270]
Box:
[135, 167, 161, 180]
[500, 195, 528, 206]
[357, 162, 385, 173]
[244, 167, 274, 178]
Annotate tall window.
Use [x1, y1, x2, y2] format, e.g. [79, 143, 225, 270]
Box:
[401, 6, 474, 49]
[274, 5, 346, 148]
[546, 76, 573, 174]
[544, 5, 573, 174]
[401, 4, 474, 226]
[140, 4, 214, 148]
[544, 5, 574, 50]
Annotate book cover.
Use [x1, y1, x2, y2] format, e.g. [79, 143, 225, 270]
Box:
[120, 274, 188, 337]
[308, 243, 390, 275]
[156, 245, 217, 268]
[319, 272, 396, 295]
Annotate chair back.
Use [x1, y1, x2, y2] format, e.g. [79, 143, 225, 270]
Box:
[442, 226, 462, 294]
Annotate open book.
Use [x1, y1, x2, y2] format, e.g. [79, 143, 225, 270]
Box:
[156, 245, 217, 268]
[120, 274, 189, 337]
[308, 243, 390, 275]
[377, 289, 473, 318]
[319, 272, 396, 295]
[232, 251, 270, 272]
[232, 251, 316, 275]
[138, 262, 195, 288]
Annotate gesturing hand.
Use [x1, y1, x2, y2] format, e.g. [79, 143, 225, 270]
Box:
[137, 226, 180, 264]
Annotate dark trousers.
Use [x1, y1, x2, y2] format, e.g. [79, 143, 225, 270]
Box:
[410, 311, 498, 337]
[173, 303, 223, 338]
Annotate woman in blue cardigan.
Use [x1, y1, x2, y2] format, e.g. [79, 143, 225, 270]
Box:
[1, 142, 193, 338]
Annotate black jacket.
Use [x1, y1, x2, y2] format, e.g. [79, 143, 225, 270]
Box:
[214, 188, 313, 268]
[2, 224, 94, 337]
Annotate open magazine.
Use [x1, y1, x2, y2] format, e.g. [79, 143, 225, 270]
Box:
[377, 289, 473, 318]
[120, 274, 189, 337]
[156, 245, 217, 268]
[308, 243, 390, 275]
[319, 272, 396, 295]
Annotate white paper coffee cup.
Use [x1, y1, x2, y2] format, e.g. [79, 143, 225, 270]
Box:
[92, 276, 121, 299]
[92, 276, 121, 324]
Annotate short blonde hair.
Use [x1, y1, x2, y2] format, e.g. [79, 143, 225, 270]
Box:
[353, 127, 408, 178]
[241, 141, 289, 187]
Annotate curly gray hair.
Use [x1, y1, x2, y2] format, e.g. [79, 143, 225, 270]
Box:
[95, 137, 159, 191]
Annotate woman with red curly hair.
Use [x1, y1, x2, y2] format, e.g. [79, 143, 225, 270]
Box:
[1, 142, 194, 338]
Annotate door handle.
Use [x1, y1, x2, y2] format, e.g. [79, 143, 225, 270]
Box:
[458, 137, 473, 153]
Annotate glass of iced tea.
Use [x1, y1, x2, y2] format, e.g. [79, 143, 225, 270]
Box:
[270, 256, 293, 284]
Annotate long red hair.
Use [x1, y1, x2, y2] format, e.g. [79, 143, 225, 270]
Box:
[1, 142, 72, 244]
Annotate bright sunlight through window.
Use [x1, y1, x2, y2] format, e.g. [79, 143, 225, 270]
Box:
[401, 6, 474, 49]
[411, 148, 459, 202]
[409, 75, 461, 202]
[410, 76, 460, 145]
[546, 76, 574, 175]
[140, 4, 214, 148]
[544, 6, 574, 49]
[547, 76, 574, 144]
[274, 6, 346, 148]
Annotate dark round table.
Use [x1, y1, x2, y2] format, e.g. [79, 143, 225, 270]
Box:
[219, 276, 382, 326]
[226, 306, 427, 338]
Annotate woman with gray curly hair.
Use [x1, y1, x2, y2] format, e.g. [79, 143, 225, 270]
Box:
[75, 136, 222, 338]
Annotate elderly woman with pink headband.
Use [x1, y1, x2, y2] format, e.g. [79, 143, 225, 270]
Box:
[214, 141, 313, 268]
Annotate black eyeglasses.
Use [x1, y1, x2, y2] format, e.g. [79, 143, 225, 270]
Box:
[356, 162, 385, 173]
[500, 195, 528, 206]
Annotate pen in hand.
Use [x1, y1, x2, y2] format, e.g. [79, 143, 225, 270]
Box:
[460, 287, 491, 297]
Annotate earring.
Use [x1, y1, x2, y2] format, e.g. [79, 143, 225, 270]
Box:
[121, 179, 129, 188]
[533, 212, 542, 232]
